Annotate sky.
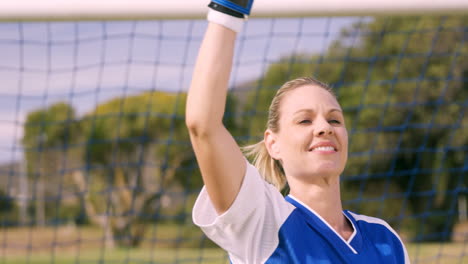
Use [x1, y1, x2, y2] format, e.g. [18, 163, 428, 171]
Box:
[0, 17, 359, 163]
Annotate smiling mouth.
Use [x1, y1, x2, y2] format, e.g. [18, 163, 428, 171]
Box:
[309, 146, 337, 152]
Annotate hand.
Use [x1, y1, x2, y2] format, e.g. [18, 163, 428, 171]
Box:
[209, 0, 255, 17]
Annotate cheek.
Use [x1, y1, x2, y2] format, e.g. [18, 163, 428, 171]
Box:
[339, 130, 349, 161]
[335, 127, 348, 148]
[276, 132, 303, 157]
[342, 131, 349, 149]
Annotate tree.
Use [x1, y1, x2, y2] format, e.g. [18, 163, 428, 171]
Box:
[21, 88, 240, 247]
[22, 102, 79, 226]
[72, 89, 247, 247]
[0, 189, 15, 217]
[69, 91, 189, 247]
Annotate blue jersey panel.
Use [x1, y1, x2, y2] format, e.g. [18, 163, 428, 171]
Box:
[265, 196, 406, 263]
[351, 214, 406, 263]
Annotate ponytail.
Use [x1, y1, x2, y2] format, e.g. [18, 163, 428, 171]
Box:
[242, 140, 286, 191]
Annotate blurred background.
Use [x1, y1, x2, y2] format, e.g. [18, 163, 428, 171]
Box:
[0, 1, 466, 263]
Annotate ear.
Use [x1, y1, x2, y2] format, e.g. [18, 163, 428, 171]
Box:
[264, 129, 281, 160]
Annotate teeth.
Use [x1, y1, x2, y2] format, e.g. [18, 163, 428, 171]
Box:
[312, 146, 335, 151]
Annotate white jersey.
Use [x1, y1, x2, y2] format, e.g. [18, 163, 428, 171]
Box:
[193, 161, 410, 263]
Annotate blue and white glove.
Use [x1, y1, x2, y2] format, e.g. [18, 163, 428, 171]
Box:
[209, 0, 255, 17]
[207, 0, 255, 33]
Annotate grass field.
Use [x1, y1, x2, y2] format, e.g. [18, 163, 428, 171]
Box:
[0, 248, 229, 264]
[0, 226, 465, 263]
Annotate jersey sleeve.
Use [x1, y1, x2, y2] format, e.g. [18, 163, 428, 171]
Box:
[192, 160, 295, 263]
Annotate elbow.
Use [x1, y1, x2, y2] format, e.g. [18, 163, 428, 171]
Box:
[185, 118, 202, 137]
[185, 116, 213, 138]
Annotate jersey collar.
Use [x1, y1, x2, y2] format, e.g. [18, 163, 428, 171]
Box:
[286, 195, 363, 254]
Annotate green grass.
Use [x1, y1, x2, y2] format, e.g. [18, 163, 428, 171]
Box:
[406, 242, 467, 264]
[0, 248, 229, 264]
[1, 243, 466, 264]
[0, 226, 465, 263]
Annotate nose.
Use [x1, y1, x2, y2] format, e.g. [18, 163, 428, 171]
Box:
[315, 118, 333, 136]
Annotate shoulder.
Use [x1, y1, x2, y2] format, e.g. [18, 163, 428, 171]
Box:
[193, 159, 296, 264]
[347, 211, 393, 228]
[193, 160, 294, 227]
[346, 210, 401, 238]
[346, 211, 410, 263]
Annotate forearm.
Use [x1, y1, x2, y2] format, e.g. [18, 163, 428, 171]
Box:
[186, 22, 237, 135]
[187, 1, 251, 214]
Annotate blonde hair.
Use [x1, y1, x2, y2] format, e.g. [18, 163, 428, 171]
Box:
[242, 77, 335, 191]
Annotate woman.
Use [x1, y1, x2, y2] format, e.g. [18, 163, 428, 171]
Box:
[186, 1, 409, 263]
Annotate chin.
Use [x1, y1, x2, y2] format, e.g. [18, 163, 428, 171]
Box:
[317, 169, 341, 178]
[314, 161, 341, 171]
[314, 164, 344, 177]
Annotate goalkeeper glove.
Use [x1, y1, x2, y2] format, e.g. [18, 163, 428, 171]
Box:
[207, 0, 255, 32]
[209, 0, 255, 17]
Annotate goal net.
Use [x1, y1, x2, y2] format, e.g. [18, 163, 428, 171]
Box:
[0, 1, 466, 263]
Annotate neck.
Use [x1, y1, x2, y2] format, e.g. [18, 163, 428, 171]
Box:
[288, 176, 353, 240]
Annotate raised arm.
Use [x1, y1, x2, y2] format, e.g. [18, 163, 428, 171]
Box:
[185, 4, 250, 214]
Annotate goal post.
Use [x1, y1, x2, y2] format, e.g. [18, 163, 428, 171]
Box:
[1, 0, 468, 20]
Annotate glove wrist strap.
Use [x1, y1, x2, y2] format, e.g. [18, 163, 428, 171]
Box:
[208, 2, 244, 18]
[207, 9, 245, 33]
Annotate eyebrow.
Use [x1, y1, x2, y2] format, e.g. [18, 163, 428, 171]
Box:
[293, 108, 343, 115]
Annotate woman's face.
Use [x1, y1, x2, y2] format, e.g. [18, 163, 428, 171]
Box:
[266, 85, 348, 183]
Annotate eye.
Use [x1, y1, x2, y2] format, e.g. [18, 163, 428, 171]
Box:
[299, 119, 312, 124]
[329, 119, 341, 125]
